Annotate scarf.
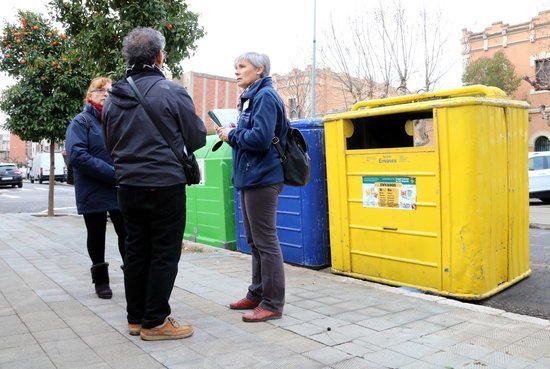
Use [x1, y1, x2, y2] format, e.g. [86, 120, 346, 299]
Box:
[87, 99, 103, 118]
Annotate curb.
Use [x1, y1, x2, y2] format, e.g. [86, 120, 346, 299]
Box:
[530, 223, 550, 230]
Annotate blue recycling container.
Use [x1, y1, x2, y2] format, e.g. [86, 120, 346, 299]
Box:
[234, 119, 330, 268]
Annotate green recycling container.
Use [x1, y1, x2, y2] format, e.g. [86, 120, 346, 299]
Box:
[184, 135, 236, 249]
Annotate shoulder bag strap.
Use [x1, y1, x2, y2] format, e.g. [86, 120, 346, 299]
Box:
[81, 112, 93, 129]
[126, 76, 190, 167]
[272, 101, 290, 162]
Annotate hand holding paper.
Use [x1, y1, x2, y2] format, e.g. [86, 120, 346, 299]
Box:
[208, 109, 238, 128]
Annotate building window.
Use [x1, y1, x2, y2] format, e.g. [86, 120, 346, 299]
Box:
[535, 58, 550, 90]
[535, 136, 550, 152]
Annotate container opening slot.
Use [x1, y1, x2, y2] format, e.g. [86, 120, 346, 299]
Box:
[347, 111, 434, 150]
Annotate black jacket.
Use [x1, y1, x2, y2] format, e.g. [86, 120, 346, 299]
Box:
[104, 69, 206, 187]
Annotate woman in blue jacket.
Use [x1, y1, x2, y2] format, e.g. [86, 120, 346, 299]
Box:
[65, 77, 126, 299]
[217, 52, 288, 322]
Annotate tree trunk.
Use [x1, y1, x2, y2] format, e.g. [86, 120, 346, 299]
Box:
[47, 143, 55, 217]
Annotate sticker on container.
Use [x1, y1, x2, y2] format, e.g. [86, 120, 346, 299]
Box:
[362, 176, 416, 210]
[197, 158, 206, 186]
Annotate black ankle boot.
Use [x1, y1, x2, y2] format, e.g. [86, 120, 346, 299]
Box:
[90, 262, 112, 299]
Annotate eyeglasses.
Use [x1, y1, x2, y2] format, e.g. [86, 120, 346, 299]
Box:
[92, 88, 109, 93]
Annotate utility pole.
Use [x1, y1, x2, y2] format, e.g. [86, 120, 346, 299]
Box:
[310, 0, 317, 117]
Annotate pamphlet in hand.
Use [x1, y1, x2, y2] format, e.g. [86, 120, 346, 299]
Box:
[208, 109, 239, 128]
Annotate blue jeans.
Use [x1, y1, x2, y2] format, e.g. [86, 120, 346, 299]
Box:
[118, 184, 186, 328]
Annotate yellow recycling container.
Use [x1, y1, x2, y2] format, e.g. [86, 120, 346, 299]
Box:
[323, 85, 530, 300]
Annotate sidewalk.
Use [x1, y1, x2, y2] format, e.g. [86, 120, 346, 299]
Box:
[0, 214, 548, 369]
[530, 203, 550, 229]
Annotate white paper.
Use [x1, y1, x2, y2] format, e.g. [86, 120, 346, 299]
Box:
[208, 109, 239, 128]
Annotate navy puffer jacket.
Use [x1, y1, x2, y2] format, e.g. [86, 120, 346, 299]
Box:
[65, 104, 118, 214]
[228, 77, 287, 190]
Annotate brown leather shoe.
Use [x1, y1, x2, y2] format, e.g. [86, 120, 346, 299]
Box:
[140, 317, 194, 341]
[242, 307, 282, 322]
[128, 323, 141, 336]
[229, 298, 261, 310]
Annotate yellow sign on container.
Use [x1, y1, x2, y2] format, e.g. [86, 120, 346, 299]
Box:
[323, 85, 530, 300]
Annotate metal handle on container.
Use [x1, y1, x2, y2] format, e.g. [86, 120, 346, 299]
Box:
[351, 85, 507, 111]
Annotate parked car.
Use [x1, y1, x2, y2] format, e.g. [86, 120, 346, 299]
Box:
[0, 163, 23, 188]
[528, 151, 550, 203]
[29, 152, 66, 184]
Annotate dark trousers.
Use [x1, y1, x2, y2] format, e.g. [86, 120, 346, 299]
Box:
[117, 185, 186, 329]
[83, 210, 126, 264]
[241, 184, 285, 313]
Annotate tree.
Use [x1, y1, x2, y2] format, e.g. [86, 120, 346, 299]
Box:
[375, 2, 415, 94]
[274, 68, 310, 119]
[462, 51, 521, 96]
[321, 1, 450, 100]
[49, 0, 205, 79]
[419, 7, 448, 93]
[0, 11, 89, 216]
[323, 19, 372, 104]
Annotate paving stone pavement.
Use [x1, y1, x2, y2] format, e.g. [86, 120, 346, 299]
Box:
[0, 213, 549, 369]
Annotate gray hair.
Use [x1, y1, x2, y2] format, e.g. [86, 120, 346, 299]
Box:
[234, 52, 270, 78]
[122, 27, 166, 66]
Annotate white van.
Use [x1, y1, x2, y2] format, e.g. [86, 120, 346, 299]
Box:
[29, 152, 66, 184]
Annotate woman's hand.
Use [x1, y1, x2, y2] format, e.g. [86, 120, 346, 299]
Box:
[216, 126, 233, 142]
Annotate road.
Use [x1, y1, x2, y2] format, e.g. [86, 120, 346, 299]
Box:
[0, 181, 77, 214]
[1, 183, 549, 319]
[475, 201, 549, 320]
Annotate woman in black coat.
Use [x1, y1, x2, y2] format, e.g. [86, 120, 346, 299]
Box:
[65, 77, 125, 299]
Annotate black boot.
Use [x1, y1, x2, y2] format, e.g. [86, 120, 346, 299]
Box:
[90, 262, 112, 299]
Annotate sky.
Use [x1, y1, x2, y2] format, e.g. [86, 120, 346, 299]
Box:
[1, 0, 549, 130]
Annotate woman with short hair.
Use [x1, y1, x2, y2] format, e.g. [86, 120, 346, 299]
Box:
[65, 77, 126, 299]
[217, 52, 288, 322]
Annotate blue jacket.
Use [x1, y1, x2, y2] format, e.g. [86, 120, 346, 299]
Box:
[65, 104, 118, 214]
[228, 77, 287, 190]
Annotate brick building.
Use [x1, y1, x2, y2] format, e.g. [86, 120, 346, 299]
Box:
[176, 72, 240, 134]
[8, 133, 29, 164]
[273, 66, 391, 119]
[174, 68, 388, 130]
[0, 132, 30, 165]
[462, 10, 550, 151]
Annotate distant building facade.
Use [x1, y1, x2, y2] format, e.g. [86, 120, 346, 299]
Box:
[0, 132, 33, 165]
[0, 132, 9, 161]
[462, 10, 550, 151]
[176, 71, 240, 133]
[273, 66, 392, 119]
[173, 68, 391, 132]
[8, 133, 29, 164]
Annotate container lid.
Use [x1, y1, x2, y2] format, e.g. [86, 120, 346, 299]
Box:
[290, 118, 324, 129]
[323, 85, 529, 122]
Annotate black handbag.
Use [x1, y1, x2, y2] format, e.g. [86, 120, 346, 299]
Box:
[126, 77, 201, 185]
[272, 119, 311, 187]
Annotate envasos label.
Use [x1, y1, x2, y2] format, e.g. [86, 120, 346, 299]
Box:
[362, 176, 416, 210]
